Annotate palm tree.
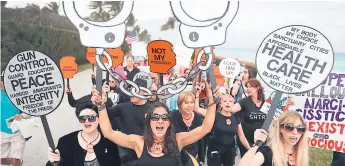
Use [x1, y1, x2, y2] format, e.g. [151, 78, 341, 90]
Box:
[88, 1, 110, 21]
[160, 17, 177, 31]
[25, 3, 41, 25]
[104, 1, 136, 27]
[1, 1, 7, 8]
[46, 2, 59, 15]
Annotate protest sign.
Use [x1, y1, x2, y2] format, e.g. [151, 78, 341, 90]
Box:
[255, 25, 334, 146]
[192, 46, 215, 66]
[213, 65, 225, 86]
[3, 51, 65, 116]
[86, 48, 97, 64]
[292, 72, 345, 153]
[59, 56, 78, 79]
[256, 25, 334, 94]
[147, 40, 176, 74]
[86, 47, 125, 69]
[219, 58, 241, 78]
[133, 71, 153, 88]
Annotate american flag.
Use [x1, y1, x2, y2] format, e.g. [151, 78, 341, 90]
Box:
[125, 31, 138, 45]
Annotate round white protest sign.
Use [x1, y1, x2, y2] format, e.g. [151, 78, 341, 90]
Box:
[219, 58, 241, 78]
[256, 25, 334, 94]
[3, 51, 65, 116]
[133, 71, 152, 88]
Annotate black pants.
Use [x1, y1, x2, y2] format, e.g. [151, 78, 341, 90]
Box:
[207, 138, 236, 166]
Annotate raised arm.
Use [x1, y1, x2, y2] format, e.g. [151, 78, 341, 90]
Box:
[230, 102, 242, 113]
[92, 85, 141, 151]
[194, 82, 207, 117]
[239, 129, 268, 166]
[176, 82, 216, 149]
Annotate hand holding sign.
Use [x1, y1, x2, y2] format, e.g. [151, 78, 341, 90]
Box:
[147, 40, 176, 74]
[255, 25, 334, 146]
[60, 56, 78, 89]
[3, 50, 65, 164]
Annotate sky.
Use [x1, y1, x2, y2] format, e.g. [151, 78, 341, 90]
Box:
[5, 1, 345, 53]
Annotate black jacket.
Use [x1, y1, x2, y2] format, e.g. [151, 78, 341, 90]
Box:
[46, 131, 121, 166]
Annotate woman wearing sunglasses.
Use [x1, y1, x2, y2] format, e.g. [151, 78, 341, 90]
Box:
[239, 110, 309, 166]
[93, 83, 217, 166]
[194, 91, 251, 166]
[46, 102, 120, 166]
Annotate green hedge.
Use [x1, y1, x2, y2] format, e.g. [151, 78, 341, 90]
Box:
[1, 21, 130, 71]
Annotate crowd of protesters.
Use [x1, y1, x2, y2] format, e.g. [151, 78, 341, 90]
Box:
[1, 55, 344, 166]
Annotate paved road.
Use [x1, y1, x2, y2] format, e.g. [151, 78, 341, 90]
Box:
[20, 69, 241, 166]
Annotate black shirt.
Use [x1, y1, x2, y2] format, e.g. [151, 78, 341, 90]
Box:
[332, 151, 345, 166]
[171, 111, 204, 162]
[256, 146, 273, 166]
[238, 97, 266, 143]
[124, 66, 140, 81]
[211, 112, 241, 145]
[46, 131, 120, 166]
[136, 143, 178, 166]
[107, 102, 150, 135]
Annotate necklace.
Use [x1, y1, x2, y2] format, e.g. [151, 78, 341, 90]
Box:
[182, 114, 193, 120]
[81, 131, 100, 154]
[151, 140, 164, 155]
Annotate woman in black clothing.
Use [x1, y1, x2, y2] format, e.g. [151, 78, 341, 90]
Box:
[239, 110, 309, 166]
[92, 82, 217, 166]
[230, 78, 266, 157]
[171, 91, 205, 165]
[46, 101, 120, 166]
[195, 92, 251, 166]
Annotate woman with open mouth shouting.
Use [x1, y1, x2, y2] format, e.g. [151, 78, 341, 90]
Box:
[93, 82, 217, 166]
[239, 110, 309, 166]
[194, 89, 251, 166]
[46, 101, 120, 166]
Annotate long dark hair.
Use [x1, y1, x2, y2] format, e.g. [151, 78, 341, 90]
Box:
[143, 102, 182, 166]
[246, 78, 265, 101]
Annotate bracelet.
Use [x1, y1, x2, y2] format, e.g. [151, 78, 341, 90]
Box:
[96, 102, 106, 111]
[207, 102, 216, 107]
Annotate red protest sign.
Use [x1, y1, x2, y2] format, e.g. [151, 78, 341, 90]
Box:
[147, 40, 176, 74]
[60, 56, 78, 79]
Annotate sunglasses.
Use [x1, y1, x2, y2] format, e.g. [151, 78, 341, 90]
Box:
[78, 115, 98, 123]
[150, 114, 169, 121]
[280, 123, 306, 134]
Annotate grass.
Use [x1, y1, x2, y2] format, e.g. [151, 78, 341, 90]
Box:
[78, 63, 93, 73]
[310, 147, 333, 166]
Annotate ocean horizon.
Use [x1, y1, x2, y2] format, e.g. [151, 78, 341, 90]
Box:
[214, 47, 345, 72]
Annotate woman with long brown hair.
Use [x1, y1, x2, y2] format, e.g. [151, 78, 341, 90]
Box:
[239, 110, 309, 166]
[230, 78, 266, 157]
[92, 83, 217, 166]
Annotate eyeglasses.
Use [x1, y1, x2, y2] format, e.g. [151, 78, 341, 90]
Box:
[169, 78, 175, 81]
[78, 115, 98, 123]
[150, 114, 169, 121]
[280, 123, 306, 134]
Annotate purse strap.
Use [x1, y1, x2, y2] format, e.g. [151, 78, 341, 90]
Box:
[184, 150, 199, 166]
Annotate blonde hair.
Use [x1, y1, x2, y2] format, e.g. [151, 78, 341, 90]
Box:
[177, 91, 195, 111]
[268, 110, 309, 166]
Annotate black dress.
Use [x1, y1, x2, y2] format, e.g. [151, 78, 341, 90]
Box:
[46, 131, 120, 166]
